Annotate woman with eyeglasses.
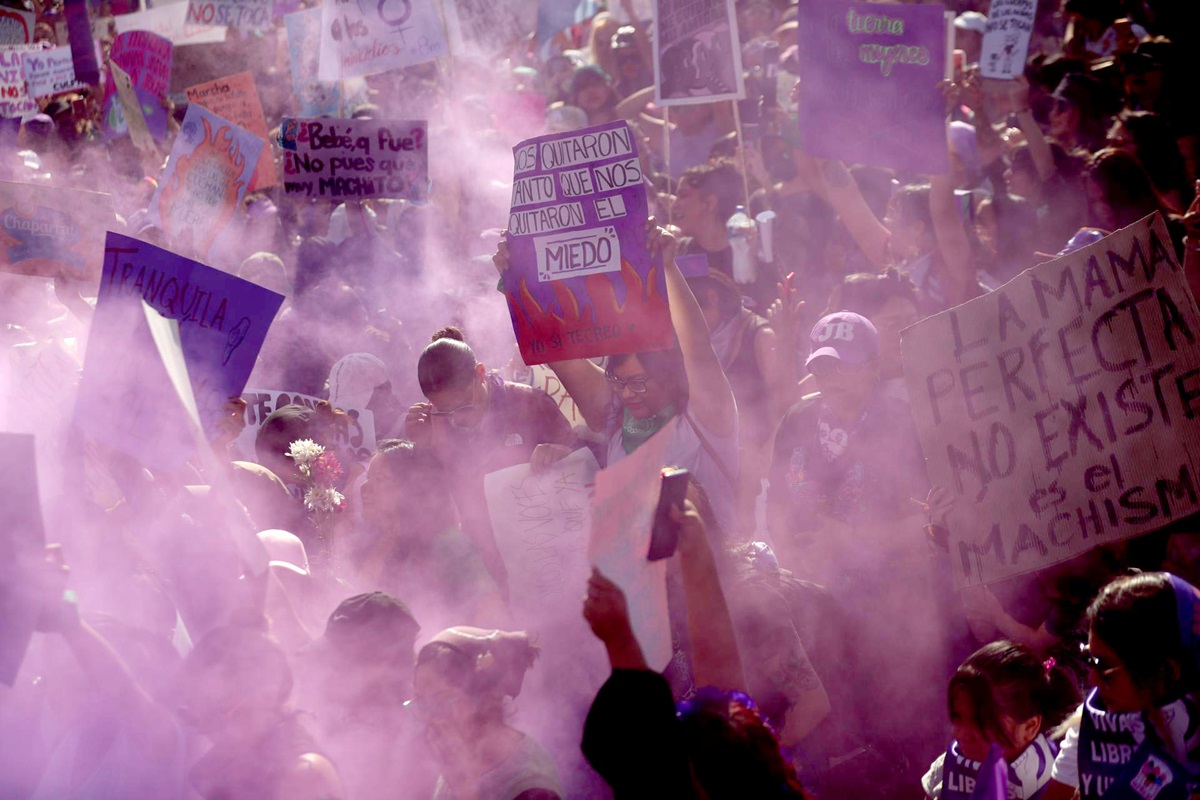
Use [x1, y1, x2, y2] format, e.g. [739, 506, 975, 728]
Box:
[1040, 572, 1200, 800]
[495, 221, 739, 534]
[403, 326, 578, 592]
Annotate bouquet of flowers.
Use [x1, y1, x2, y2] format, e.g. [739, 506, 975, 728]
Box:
[286, 438, 347, 515]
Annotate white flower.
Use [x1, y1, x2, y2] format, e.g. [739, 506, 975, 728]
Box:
[287, 439, 325, 471]
[304, 485, 345, 513]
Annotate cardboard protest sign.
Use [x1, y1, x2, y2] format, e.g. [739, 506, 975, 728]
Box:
[484, 448, 600, 619]
[589, 418, 677, 671]
[114, 4, 226, 46]
[503, 120, 673, 366]
[111, 62, 156, 153]
[285, 7, 341, 117]
[22, 46, 85, 98]
[0, 180, 116, 280]
[796, 0, 948, 175]
[0, 7, 33, 45]
[317, 0, 446, 81]
[104, 30, 174, 141]
[187, 0, 272, 32]
[653, 0, 745, 106]
[0, 433, 45, 686]
[186, 72, 277, 190]
[148, 103, 264, 261]
[75, 233, 283, 471]
[530, 364, 585, 430]
[279, 117, 427, 201]
[444, 0, 537, 57]
[234, 389, 377, 464]
[0, 45, 44, 120]
[903, 215, 1200, 588]
[980, 0, 1036, 80]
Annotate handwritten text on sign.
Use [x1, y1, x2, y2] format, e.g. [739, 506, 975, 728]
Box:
[279, 117, 427, 200]
[903, 215, 1200, 587]
[186, 71, 277, 190]
[504, 121, 674, 366]
[980, 0, 1036, 80]
[796, 0, 947, 175]
[186, 0, 271, 31]
[317, 0, 446, 81]
[484, 448, 599, 619]
[22, 47, 84, 98]
[236, 389, 377, 463]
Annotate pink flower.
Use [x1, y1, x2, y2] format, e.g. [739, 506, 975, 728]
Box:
[310, 451, 345, 487]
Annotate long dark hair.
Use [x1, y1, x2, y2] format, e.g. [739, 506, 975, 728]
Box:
[948, 641, 1080, 751]
[1088, 572, 1186, 702]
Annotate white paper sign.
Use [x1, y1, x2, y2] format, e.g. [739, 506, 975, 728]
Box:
[317, 0, 446, 81]
[980, 0, 1036, 80]
[22, 46, 84, 99]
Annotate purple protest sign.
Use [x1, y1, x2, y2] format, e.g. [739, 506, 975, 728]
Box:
[74, 233, 284, 471]
[0, 432, 44, 687]
[503, 120, 674, 366]
[278, 117, 427, 201]
[796, 0, 948, 175]
[64, 0, 99, 86]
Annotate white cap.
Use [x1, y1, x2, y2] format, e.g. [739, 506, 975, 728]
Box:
[955, 11, 987, 34]
[256, 529, 310, 576]
[328, 352, 389, 410]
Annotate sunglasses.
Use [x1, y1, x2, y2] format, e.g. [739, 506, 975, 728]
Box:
[1080, 642, 1125, 680]
[606, 374, 650, 394]
[809, 359, 869, 377]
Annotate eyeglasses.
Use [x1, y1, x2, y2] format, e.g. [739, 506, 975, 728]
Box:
[429, 401, 474, 418]
[809, 360, 870, 377]
[606, 374, 650, 394]
[1080, 642, 1125, 681]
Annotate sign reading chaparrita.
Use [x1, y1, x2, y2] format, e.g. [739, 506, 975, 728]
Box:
[903, 214, 1200, 588]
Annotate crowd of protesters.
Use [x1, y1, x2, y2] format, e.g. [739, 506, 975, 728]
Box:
[4, 0, 1200, 797]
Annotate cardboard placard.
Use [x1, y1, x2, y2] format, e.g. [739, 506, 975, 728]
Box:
[903, 215, 1200, 587]
[235, 388, 377, 463]
[186, 0, 272, 32]
[503, 120, 674, 365]
[148, 103, 264, 260]
[0, 180, 116, 280]
[75, 233, 284, 471]
[653, 0, 745, 106]
[485, 447, 600, 619]
[589, 418, 677, 671]
[186, 71, 277, 190]
[316, 0, 446, 81]
[796, 0, 948, 175]
[279, 117, 427, 200]
[980, 0, 1036, 80]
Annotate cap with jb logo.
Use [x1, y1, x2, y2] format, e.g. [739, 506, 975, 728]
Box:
[805, 312, 880, 369]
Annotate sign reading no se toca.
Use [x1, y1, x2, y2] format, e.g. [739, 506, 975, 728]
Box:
[903, 215, 1200, 587]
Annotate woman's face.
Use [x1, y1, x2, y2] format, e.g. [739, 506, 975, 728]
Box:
[1005, 161, 1040, 202]
[1087, 631, 1155, 713]
[413, 663, 474, 761]
[575, 79, 612, 113]
[1048, 98, 1077, 141]
[609, 355, 674, 419]
[426, 370, 487, 431]
[950, 689, 1040, 762]
[870, 296, 921, 379]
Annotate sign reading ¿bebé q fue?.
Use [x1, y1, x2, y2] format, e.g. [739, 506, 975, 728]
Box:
[279, 117, 427, 201]
[903, 214, 1200, 588]
[503, 120, 674, 366]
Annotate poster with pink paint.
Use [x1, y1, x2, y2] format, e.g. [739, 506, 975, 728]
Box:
[186, 71, 277, 190]
[0, 7, 34, 45]
[148, 103, 264, 261]
[103, 30, 174, 141]
[278, 117, 428, 201]
[796, 0, 948, 175]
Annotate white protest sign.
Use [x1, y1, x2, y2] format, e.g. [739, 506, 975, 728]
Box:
[186, 0, 272, 31]
[484, 448, 599, 621]
[22, 46, 84, 98]
[317, 0, 446, 81]
[903, 214, 1200, 588]
[114, 4, 226, 45]
[235, 389, 377, 464]
[0, 45, 44, 120]
[530, 364, 585, 431]
[653, 0, 745, 106]
[980, 0, 1036, 80]
[443, 0, 536, 57]
[589, 417, 677, 671]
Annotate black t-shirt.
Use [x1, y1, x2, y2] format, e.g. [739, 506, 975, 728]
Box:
[768, 391, 928, 534]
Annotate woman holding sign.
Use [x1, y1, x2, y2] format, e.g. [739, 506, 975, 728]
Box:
[494, 220, 739, 535]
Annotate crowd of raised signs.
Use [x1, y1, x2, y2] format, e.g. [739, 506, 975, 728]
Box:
[5, 0, 1200, 798]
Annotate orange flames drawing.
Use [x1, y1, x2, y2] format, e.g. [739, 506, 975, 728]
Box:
[157, 117, 249, 257]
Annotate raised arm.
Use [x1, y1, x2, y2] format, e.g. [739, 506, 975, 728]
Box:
[815, 158, 890, 268]
[929, 166, 977, 306]
[653, 224, 737, 438]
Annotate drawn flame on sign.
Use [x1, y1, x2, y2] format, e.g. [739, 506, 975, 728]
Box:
[157, 117, 248, 257]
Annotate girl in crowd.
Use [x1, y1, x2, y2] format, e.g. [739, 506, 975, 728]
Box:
[414, 627, 562, 800]
[923, 641, 1080, 799]
[1042, 572, 1200, 799]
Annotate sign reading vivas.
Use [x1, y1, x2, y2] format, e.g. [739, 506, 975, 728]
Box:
[796, 0, 948, 175]
[903, 215, 1200, 587]
[503, 121, 673, 366]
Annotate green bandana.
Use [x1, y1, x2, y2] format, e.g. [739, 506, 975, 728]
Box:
[621, 405, 678, 454]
